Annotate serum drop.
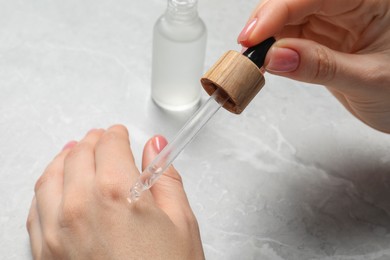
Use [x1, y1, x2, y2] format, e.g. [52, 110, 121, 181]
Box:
[151, 0, 207, 111]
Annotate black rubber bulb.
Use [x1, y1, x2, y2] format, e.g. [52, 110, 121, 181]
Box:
[243, 37, 276, 69]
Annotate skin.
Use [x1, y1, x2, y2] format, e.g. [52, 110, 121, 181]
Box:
[27, 125, 205, 260]
[238, 0, 390, 133]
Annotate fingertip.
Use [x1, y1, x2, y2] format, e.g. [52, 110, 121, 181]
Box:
[107, 124, 129, 138]
[151, 135, 168, 154]
[237, 17, 258, 46]
[238, 0, 289, 47]
[143, 135, 182, 182]
[142, 135, 168, 171]
[265, 45, 300, 73]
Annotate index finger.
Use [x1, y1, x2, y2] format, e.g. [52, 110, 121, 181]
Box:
[240, 0, 363, 46]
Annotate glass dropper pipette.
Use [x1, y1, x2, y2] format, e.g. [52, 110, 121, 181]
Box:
[128, 37, 275, 203]
[129, 88, 229, 203]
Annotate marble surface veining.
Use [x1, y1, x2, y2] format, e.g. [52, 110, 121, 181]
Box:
[0, 0, 390, 259]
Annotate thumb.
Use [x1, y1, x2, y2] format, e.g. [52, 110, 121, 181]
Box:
[142, 135, 195, 224]
[264, 38, 369, 92]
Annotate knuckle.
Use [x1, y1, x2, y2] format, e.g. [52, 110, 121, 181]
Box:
[99, 131, 119, 145]
[365, 62, 390, 89]
[86, 128, 105, 138]
[182, 210, 200, 234]
[59, 199, 86, 229]
[186, 212, 199, 228]
[96, 125, 131, 150]
[34, 169, 55, 193]
[96, 131, 123, 151]
[105, 124, 130, 142]
[167, 166, 183, 183]
[96, 175, 127, 201]
[313, 46, 336, 84]
[42, 232, 61, 256]
[65, 142, 92, 161]
[26, 214, 35, 232]
[159, 167, 183, 189]
[109, 124, 129, 135]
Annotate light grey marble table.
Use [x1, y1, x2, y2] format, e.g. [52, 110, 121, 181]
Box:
[1, 0, 390, 259]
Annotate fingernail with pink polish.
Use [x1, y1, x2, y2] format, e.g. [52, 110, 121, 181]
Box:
[266, 47, 300, 73]
[62, 141, 78, 151]
[152, 135, 168, 154]
[237, 18, 258, 44]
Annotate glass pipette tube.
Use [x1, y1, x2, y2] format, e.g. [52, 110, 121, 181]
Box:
[128, 88, 229, 203]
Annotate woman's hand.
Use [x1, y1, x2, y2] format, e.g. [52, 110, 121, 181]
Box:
[27, 125, 204, 260]
[239, 0, 390, 133]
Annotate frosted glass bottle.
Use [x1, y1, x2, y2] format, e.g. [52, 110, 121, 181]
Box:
[151, 0, 207, 111]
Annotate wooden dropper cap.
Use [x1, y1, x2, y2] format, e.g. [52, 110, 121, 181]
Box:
[201, 37, 275, 114]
